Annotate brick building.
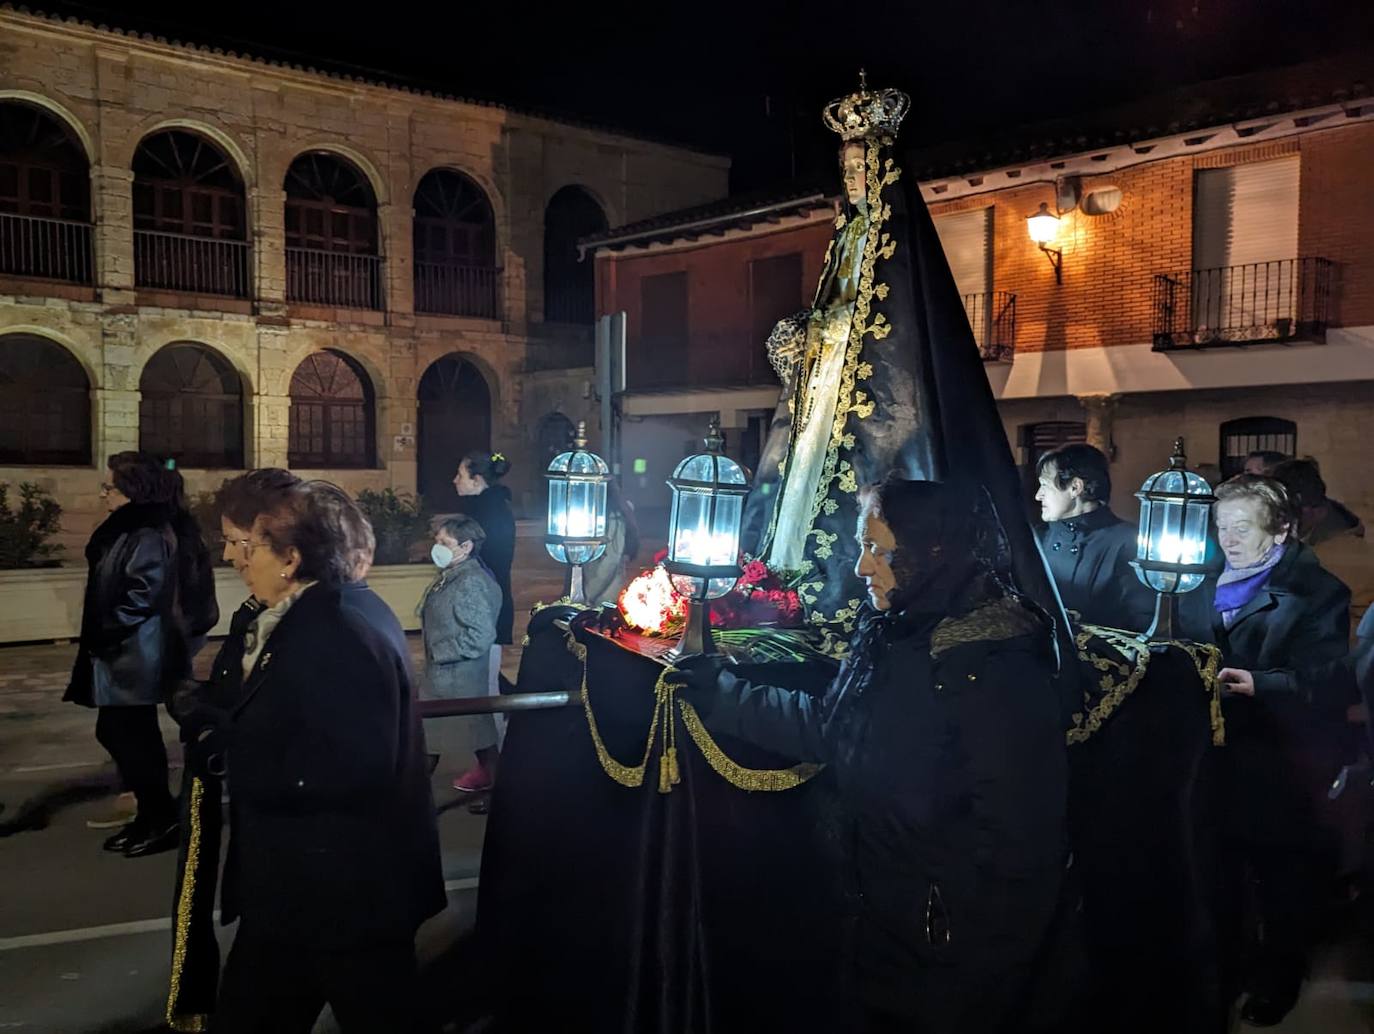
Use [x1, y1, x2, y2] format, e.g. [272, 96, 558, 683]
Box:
[0, 7, 729, 556]
[586, 58, 1374, 551]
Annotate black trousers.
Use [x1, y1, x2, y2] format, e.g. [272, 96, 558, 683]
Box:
[94, 705, 174, 829]
[213, 927, 427, 1034]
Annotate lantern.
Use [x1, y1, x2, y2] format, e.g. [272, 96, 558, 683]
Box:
[662, 417, 749, 659]
[1026, 201, 1063, 283]
[1129, 437, 1215, 641]
[544, 420, 609, 603]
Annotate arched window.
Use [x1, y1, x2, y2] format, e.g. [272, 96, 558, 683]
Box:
[132, 129, 249, 297]
[543, 186, 607, 324]
[284, 152, 381, 309]
[0, 333, 90, 465]
[1220, 416, 1296, 479]
[412, 169, 498, 318]
[288, 350, 376, 469]
[139, 343, 243, 469]
[417, 355, 491, 510]
[0, 101, 92, 283]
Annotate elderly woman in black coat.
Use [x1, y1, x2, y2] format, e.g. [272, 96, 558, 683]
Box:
[65, 451, 215, 858]
[194, 473, 444, 1033]
[1181, 474, 1351, 1027]
[675, 478, 1071, 1034]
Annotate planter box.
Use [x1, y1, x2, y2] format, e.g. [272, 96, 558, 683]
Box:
[0, 563, 438, 645]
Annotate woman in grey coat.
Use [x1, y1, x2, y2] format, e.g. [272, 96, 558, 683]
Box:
[421, 514, 503, 794]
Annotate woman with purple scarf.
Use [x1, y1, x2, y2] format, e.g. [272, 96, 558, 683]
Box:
[1181, 474, 1350, 1027]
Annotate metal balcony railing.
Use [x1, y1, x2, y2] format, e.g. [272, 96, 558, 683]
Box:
[134, 229, 251, 298]
[0, 212, 93, 284]
[287, 246, 384, 310]
[963, 290, 1017, 361]
[1152, 257, 1332, 351]
[414, 261, 501, 319]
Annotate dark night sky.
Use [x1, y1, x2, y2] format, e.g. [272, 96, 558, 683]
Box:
[41, 0, 1374, 190]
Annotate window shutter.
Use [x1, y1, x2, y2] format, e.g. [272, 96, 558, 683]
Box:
[934, 207, 992, 299]
[1193, 156, 1299, 270]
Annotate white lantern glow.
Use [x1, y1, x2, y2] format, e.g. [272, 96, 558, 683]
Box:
[1130, 437, 1215, 640]
[544, 420, 609, 602]
[662, 417, 749, 658]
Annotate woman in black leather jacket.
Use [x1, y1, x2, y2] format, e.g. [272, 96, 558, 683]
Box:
[65, 452, 210, 858]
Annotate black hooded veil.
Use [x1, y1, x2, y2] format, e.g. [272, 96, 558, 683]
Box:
[742, 116, 1075, 678]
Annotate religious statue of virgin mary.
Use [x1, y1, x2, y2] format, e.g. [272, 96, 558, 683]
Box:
[742, 74, 1070, 658]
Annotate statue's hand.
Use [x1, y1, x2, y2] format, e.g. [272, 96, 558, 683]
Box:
[765, 312, 809, 381]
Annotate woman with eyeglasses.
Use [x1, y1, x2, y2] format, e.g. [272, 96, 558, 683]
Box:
[184, 471, 442, 1032]
[64, 451, 214, 858]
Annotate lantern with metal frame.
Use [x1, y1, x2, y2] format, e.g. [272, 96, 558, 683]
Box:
[1129, 437, 1215, 641]
[544, 420, 609, 603]
[662, 417, 749, 660]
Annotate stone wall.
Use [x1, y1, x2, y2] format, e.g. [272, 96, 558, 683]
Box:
[0, 9, 729, 559]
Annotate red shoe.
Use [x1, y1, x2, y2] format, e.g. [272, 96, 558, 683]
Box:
[452, 762, 493, 794]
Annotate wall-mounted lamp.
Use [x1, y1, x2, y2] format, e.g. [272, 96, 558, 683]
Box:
[1026, 202, 1063, 284]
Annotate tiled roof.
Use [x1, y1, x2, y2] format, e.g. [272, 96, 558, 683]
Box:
[907, 51, 1374, 181]
[0, 3, 727, 157]
[580, 182, 834, 253]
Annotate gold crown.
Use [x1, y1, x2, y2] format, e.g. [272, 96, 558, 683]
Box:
[822, 70, 911, 141]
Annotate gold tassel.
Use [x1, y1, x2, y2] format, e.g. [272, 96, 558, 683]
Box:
[667, 746, 680, 787]
[658, 753, 672, 794]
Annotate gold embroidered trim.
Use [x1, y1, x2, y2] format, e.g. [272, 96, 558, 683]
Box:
[1067, 627, 1226, 747]
[165, 776, 209, 1033]
[930, 596, 1041, 657]
[1067, 626, 1151, 745]
[678, 698, 822, 791]
[574, 631, 820, 793]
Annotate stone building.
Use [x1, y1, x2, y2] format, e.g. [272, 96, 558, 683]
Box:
[0, 6, 728, 556]
[586, 56, 1374, 572]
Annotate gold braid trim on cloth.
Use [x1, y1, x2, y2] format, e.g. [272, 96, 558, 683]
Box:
[165, 775, 209, 1033]
[572, 631, 822, 793]
[1067, 624, 1225, 747]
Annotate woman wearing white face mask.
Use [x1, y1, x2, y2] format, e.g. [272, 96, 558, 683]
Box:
[420, 515, 503, 794]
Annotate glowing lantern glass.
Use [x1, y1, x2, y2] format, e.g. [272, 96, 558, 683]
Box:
[544, 420, 609, 602]
[1026, 202, 1060, 245]
[663, 418, 748, 658]
[1129, 437, 1215, 641]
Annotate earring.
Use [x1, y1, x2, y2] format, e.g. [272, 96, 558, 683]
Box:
[280, 571, 288, 580]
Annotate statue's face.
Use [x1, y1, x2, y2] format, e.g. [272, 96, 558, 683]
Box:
[841, 143, 866, 206]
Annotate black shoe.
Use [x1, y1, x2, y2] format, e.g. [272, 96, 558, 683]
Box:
[123, 821, 178, 858]
[102, 822, 140, 853]
[1240, 984, 1301, 1027]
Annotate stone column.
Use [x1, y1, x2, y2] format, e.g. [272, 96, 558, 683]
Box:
[251, 185, 288, 310]
[386, 341, 419, 494]
[1077, 393, 1121, 457]
[92, 164, 135, 303]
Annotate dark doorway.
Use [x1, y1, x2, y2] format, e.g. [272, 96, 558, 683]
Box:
[418, 354, 491, 511]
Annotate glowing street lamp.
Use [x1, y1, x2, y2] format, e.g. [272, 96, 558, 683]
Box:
[1130, 437, 1215, 641]
[1026, 201, 1063, 283]
[663, 417, 749, 660]
[544, 420, 609, 603]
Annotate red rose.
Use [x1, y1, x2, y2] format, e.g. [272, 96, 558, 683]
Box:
[741, 560, 769, 586]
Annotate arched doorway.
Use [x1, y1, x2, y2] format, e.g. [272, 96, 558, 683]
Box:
[413, 168, 498, 318]
[284, 151, 381, 309]
[417, 354, 491, 511]
[0, 100, 93, 283]
[543, 185, 607, 324]
[132, 128, 249, 297]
